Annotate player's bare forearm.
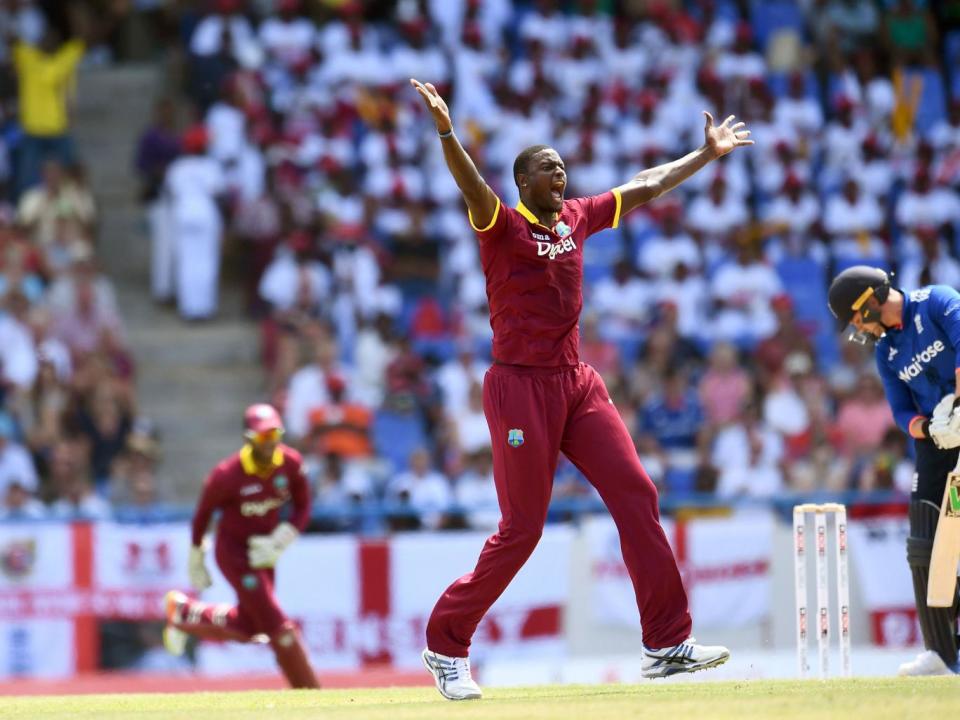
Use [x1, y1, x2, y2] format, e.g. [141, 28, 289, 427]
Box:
[616, 145, 715, 213]
[410, 78, 497, 229]
[439, 132, 498, 228]
[617, 110, 752, 215]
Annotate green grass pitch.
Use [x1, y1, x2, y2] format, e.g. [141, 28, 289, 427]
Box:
[3, 678, 957, 720]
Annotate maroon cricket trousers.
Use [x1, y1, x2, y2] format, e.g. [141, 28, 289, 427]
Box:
[426, 362, 692, 656]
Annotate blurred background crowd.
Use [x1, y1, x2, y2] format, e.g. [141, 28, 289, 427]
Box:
[2, 0, 960, 531]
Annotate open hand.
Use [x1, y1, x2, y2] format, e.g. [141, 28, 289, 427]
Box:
[703, 112, 753, 158]
[410, 78, 452, 134]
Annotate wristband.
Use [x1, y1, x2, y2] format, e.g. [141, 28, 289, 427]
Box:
[438, 128, 453, 138]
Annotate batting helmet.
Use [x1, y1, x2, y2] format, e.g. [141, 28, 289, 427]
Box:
[243, 403, 283, 437]
[827, 265, 891, 331]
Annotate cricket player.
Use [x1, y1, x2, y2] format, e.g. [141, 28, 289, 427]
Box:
[163, 403, 319, 688]
[828, 266, 960, 676]
[411, 78, 752, 700]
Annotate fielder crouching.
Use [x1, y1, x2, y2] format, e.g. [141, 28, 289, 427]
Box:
[828, 266, 960, 676]
[162, 403, 319, 688]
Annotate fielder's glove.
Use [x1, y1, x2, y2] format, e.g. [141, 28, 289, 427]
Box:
[928, 393, 960, 449]
[247, 522, 298, 569]
[188, 543, 213, 590]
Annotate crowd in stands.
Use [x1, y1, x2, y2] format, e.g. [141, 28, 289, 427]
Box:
[130, 0, 960, 531]
[0, 2, 166, 522]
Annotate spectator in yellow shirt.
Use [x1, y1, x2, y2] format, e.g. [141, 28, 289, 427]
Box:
[13, 29, 85, 196]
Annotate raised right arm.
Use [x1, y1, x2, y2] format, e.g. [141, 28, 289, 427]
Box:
[410, 78, 498, 230]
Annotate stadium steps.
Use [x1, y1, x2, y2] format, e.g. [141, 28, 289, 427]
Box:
[72, 63, 263, 501]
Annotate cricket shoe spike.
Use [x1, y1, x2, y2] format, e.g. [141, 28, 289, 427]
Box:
[422, 648, 482, 700]
[897, 650, 957, 676]
[641, 636, 731, 678]
[163, 590, 189, 656]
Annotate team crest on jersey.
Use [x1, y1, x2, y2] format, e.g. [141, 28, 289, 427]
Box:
[507, 428, 524, 447]
[273, 475, 288, 490]
[555, 221, 572, 238]
[242, 573, 258, 589]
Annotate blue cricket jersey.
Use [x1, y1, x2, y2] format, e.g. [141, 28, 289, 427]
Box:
[875, 285, 960, 433]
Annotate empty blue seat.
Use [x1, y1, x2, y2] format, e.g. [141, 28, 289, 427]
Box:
[751, 0, 805, 51]
[372, 409, 428, 472]
[583, 227, 623, 284]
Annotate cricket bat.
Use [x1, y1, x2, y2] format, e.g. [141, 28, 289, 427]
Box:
[927, 463, 960, 607]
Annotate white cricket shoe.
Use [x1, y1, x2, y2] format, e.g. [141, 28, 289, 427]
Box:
[421, 648, 483, 700]
[162, 590, 188, 656]
[897, 650, 956, 676]
[641, 637, 731, 678]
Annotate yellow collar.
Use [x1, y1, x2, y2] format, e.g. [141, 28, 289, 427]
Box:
[239, 444, 283, 477]
[515, 200, 555, 229]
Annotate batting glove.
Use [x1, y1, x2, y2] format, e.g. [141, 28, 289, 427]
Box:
[247, 522, 299, 569]
[188, 544, 213, 590]
[928, 394, 960, 449]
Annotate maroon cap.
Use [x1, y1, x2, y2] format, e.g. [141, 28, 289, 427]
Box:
[244, 403, 283, 434]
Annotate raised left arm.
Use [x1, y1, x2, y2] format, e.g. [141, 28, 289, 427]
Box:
[615, 112, 753, 215]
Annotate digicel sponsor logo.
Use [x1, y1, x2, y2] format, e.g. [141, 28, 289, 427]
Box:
[536, 237, 577, 260]
[897, 340, 946, 383]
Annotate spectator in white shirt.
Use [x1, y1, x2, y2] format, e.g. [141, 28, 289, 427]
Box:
[0, 290, 37, 391]
[190, 0, 261, 68]
[895, 168, 960, 234]
[164, 126, 226, 320]
[258, 231, 330, 314]
[638, 203, 701, 279]
[686, 175, 749, 245]
[824, 176, 884, 238]
[48, 440, 111, 520]
[715, 23, 765, 81]
[0, 477, 45, 520]
[386, 448, 452, 530]
[712, 401, 784, 498]
[0, 413, 37, 503]
[283, 334, 349, 441]
[773, 71, 824, 140]
[591, 260, 651, 341]
[899, 226, 960, 290]
[258, 0, 315, 69]
[435, 344, 486, 416]
[763, 174, 820, 236]
[710, 240, 783, 346]
[450, 382, 491, 457]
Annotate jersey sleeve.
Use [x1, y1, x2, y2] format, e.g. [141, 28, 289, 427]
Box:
[927, 285, 960, 365]
[574, 189, 623, 237]
[191, 466, 225, 546]
[467, 196, 508, 243]
[876, 352, 921, 433]
[286, 451, 312, 532]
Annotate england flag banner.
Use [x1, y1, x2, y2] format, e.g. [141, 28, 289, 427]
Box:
[197, 527, 573, 674]
[846, 516, 916, 646]
[585, 512, 773, 629]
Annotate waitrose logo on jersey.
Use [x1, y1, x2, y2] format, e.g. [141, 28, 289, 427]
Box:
[897, 340, 946, 383]
[536, 237, 577, 260]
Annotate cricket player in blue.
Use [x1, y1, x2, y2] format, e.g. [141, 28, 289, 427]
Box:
[828, 266, 960, 676]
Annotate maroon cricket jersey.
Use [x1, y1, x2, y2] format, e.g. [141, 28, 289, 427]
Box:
[190, 444, 311, 549]
[471, 190, 622, 366]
